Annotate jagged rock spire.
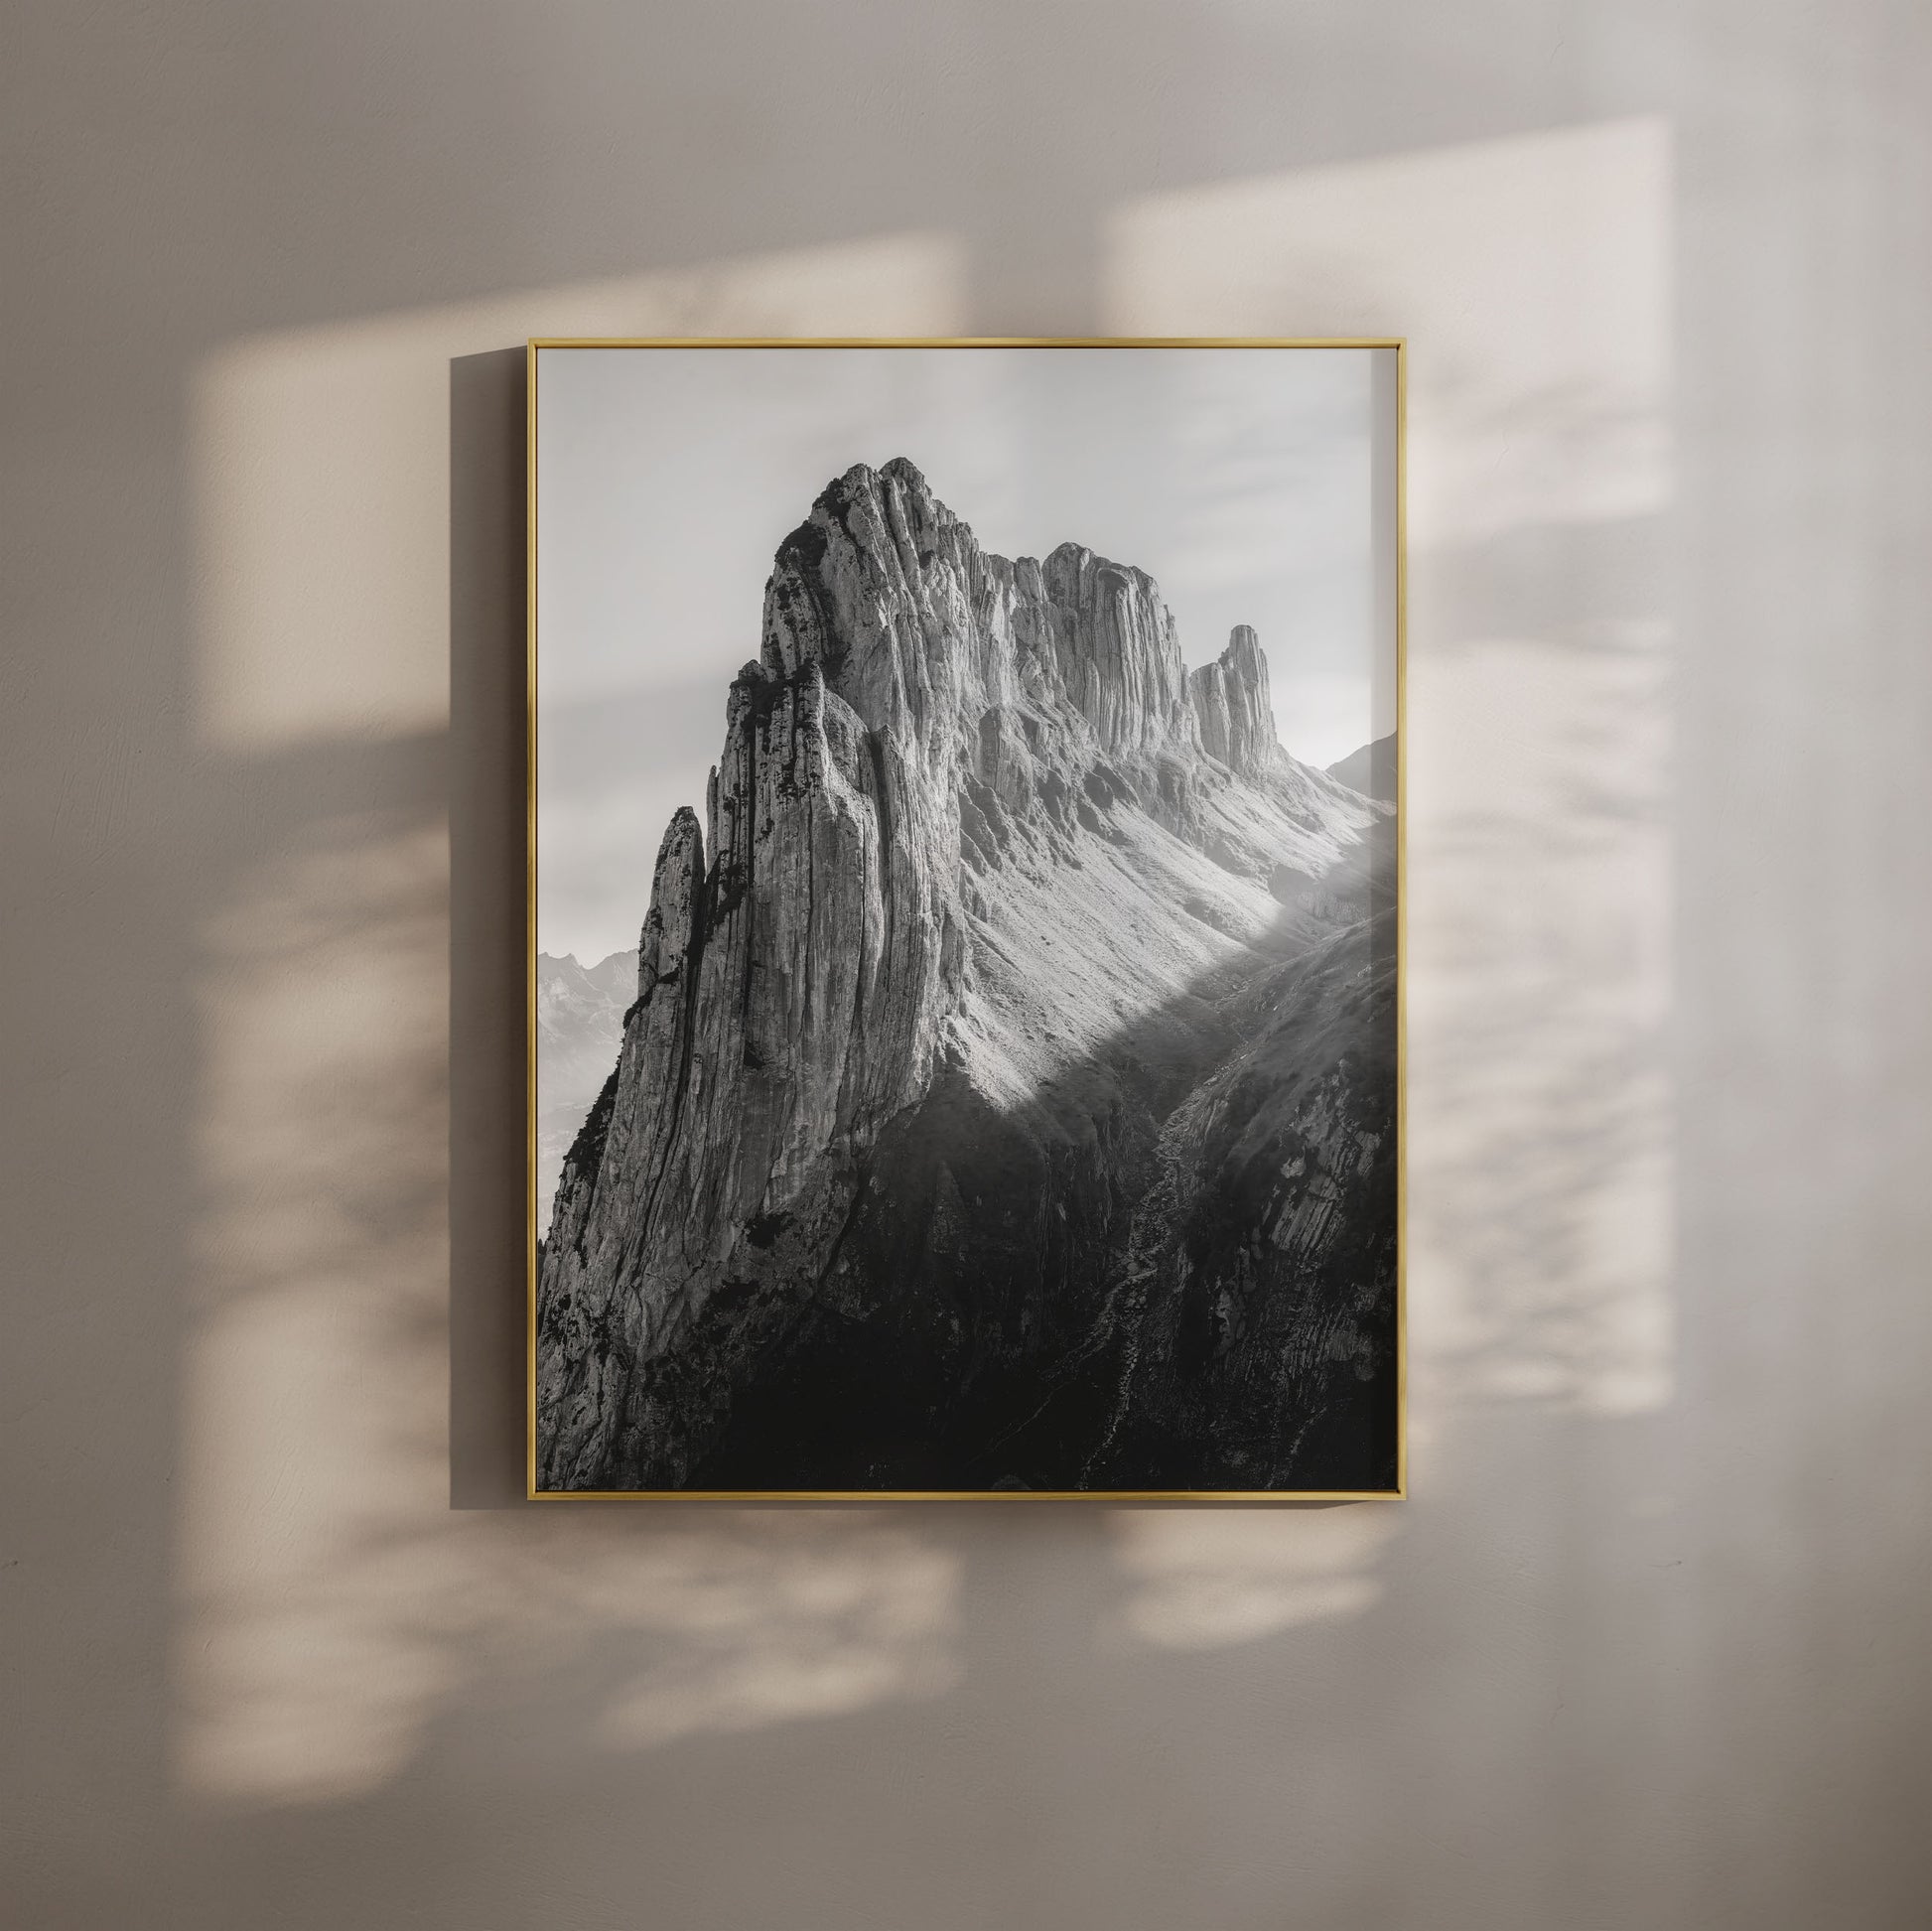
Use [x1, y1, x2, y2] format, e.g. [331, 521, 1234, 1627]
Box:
[1189, 624, 1279, 779]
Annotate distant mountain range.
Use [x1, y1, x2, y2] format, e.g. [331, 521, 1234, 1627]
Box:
[536, 948, 635, 1216]
[1326, 733, 1396, 802]
[536, 458, 1396, 1492]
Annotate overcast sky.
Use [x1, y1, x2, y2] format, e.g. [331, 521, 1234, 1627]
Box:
[537, 345, 1395, 963]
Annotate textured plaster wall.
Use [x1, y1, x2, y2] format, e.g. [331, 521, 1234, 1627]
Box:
[3, 4, 1928, 1926]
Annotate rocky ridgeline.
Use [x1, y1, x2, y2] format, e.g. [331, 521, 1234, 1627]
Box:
[537, 459, 1396, 1491]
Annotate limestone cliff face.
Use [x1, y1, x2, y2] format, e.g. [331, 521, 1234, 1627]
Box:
[536, 459, 1396, 1492]
[1188, 624, 1278, 779]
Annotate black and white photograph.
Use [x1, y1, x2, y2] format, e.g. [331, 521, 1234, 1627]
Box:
[531, 341, 1403, 1496]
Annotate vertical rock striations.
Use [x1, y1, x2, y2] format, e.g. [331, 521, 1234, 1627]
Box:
[1189, 624, 1278, 779]
[537, 459, 1396, 1491]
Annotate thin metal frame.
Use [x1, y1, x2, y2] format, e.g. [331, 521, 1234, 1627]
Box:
[525, 337, 1407, 1503]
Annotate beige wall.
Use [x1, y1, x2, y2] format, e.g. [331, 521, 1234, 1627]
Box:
[5, 4, 1929, 1925]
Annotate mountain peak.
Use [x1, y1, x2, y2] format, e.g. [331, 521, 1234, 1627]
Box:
[877, 453, 931, 493]
[759, 462, 1308, 778]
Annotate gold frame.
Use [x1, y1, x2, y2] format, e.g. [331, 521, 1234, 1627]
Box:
[524, 337, 1407, 1503]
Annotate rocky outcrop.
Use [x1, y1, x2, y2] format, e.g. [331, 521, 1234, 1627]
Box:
[536, 458, 1396, 1491]
[1189, 624, 1278, 779]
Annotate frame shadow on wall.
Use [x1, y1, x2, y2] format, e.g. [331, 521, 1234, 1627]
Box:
[450, 345, 535, 1508]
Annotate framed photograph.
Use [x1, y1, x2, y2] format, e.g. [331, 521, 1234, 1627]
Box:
[528, 338, 1404, 1499]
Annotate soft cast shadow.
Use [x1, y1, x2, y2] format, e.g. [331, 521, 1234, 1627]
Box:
[449, 346, 532, 1506]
